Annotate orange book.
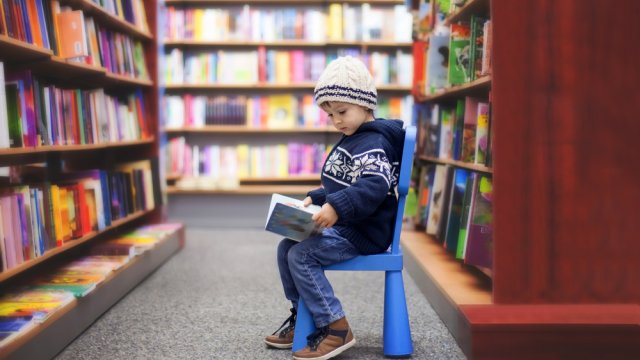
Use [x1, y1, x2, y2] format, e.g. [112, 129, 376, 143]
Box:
[0, 1, 7, 36]
[56, 10, 87, 59]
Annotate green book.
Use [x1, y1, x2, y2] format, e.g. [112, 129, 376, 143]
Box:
[456, 172, 477, 259]
[448, 23, 471, 85]
[5, 83, 23, 148]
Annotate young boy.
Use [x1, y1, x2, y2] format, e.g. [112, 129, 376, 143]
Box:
[265, 56, 406, 360]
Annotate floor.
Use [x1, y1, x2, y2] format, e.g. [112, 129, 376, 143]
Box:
[55, 227, 466, 360]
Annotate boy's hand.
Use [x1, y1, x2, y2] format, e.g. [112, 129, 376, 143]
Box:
[303, 196, 313, 207]
[312, 203, 338, 228]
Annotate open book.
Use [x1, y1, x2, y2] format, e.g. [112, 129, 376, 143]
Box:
[265, 193, 323, 241]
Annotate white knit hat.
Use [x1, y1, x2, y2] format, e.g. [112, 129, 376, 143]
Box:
[314, 56, 377, 111]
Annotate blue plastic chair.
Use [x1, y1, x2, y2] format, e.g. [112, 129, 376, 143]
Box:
[292, 126, 416, 357]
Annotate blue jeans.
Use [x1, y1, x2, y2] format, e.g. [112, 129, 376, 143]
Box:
[277, 227, 360, 328]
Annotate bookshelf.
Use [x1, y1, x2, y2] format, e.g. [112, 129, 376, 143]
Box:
[404, 0, 640, 358]
[159, 0, 414, 197]
[0, 1, 184, 358]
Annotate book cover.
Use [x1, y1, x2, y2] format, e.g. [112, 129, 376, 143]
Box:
[448, 23, 471, 85]
[474, 101, 490, 165]
[443, 168, 469, 254]
[426, 31, 450, 93]
[0, 289, 75, 321]
[56, 10, 87, 60]
[456, 172, 478, 260]
[461, 96, 479, 163]
[465, 175, 493, 269]
[0, 315, 36, 347]
[265, 193, 322, 242]
[425, 165, 453, 241]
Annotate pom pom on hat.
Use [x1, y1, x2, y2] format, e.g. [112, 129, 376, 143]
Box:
[314, 56, 377, 111]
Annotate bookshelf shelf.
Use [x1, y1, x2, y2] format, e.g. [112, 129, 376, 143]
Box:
[444, 0, 490, 25]
[164, 126, 337, 134]
[164, 0, 404, 4]
[415, 76, 491, 103]
[167, 174, 321, 182]
[163, 83, 411, 91]
[162, 40, 412, 48]
[1, 226, 185, 360]
[0, 138, 155, 166]
[0, 209, 155, 284]
[0, 35, 53, 63]
[418, 155, 492, 174]
[167, 185, 312, 195]
[60, 0, 153, 41]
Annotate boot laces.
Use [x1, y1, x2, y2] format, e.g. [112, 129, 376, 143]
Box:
[272, 307, 296, 337]
[306, 326, 329, 351]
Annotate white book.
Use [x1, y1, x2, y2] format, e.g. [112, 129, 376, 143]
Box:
[265, 193, 322, 241]
[0, 62, 10, 148]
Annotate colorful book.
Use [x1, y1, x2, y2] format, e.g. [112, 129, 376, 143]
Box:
[265, 193, 322, 242]
[474, 102, 490, 165]
[0, 289, 75, 322]
[456, 172, 478, 259]
[443, 168, 469, 254]
[448, 23, 471, 85]
[465, 175, 493, 269]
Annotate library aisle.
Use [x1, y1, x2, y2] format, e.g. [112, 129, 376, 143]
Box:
[55, 228, 464, 360]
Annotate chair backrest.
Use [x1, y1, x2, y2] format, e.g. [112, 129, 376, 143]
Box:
[390, 126, 416, 255]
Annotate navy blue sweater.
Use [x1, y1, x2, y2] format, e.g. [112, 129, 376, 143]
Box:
[307, 119, 405, 255]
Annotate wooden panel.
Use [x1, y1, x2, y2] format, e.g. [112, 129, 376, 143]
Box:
[492, 0, 640, 302]
[461, 304, 640, 360]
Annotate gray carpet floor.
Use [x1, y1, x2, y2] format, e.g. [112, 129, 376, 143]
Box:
[55, 228, 465, 360]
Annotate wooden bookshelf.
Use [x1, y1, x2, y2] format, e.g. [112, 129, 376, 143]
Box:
[0, 209, 154, 284]
[1, 226, 185, 360]
[0, 0, 180, 357]
[407, 0, 640, 358]
[418, 155, 492, 174]
[166, 185, 311, 195]
[444, 0, 490, 25]
[0, 138, 155, 166]
[415, 75, 491, 103]
[164, 126, 338, 134]
[163, 40, 412, 48]
[59, 0, 153, 40]
[164, 0, 404, 3]
[160, 1, 413, 206]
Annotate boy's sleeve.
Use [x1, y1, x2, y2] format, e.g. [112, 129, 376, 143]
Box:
[325, 147, 394, 221]
[307, 187, 326, 205]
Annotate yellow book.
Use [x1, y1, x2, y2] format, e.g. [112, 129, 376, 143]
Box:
[236, 144, 250, 179]
[194, 9, 204, 39]
[50, 185, 63, 246]
[328, 3, 343, 41]
[274, 51, 291, 84]
[267, 95, 295, 129]
[277, 144, 289, 178]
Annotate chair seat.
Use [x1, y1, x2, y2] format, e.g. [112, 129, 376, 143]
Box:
[324, 250, 404, 271]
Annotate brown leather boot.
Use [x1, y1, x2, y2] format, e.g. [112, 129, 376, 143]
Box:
[264, 308, 296, 349]
[292, 317, 355, 360]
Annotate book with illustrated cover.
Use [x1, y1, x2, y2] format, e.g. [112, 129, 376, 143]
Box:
[265, 193, 323, 241]
[0, 315, 36, 348]
[0, 289, 75, 322]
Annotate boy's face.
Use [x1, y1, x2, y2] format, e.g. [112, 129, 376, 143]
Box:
[321, 102, 374, 136]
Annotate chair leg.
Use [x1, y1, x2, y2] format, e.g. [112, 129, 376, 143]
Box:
[383, 270, 413, 357]
[292, 298, 316, 352]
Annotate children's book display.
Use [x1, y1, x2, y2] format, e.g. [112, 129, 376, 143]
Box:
[265, 193, 323, 241]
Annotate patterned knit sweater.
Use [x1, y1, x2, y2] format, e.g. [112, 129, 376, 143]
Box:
[307, 119, 405, 255]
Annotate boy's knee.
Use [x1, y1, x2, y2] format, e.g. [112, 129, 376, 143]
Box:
[277, 239, 297, 258]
